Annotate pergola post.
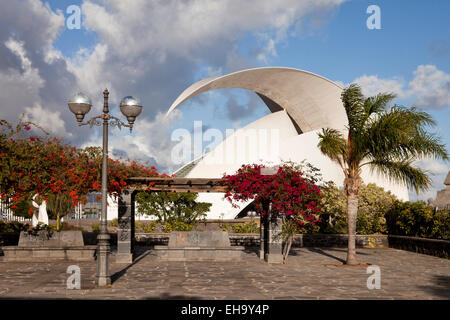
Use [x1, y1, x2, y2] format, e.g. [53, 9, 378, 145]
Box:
[116, 188, 135, 263]
[264, 203, 283, 264]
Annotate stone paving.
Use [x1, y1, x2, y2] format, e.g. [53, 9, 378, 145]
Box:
[0, 247, 448, 299]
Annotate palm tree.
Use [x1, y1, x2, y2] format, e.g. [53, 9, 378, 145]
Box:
[318, 84, 448, 265]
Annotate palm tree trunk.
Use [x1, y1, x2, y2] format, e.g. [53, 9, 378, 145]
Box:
[346, 188, 359, 265]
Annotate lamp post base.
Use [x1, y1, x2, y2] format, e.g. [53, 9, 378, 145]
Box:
[96, 232, 111, 286]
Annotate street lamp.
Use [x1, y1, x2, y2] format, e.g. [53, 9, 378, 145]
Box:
[68, 89, 142, 286]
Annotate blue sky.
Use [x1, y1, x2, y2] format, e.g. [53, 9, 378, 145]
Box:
[1, 0, 449, 201]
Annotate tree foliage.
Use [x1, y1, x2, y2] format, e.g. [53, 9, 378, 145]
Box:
[0, 118, 160, 220]
[317, 84, 448, 265]
[385, 201, 449, 239]
[135, 191, 212, 226]
[222, 161, 323, 263]
[319, 183, 397, 234]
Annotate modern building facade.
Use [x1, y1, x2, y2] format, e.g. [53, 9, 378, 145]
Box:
[168, 67, 409, 219]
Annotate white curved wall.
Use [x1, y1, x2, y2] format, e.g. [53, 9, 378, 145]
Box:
[187, 111, 408, 219]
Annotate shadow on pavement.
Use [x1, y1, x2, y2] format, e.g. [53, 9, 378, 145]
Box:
[418, 275, 450, 299]
[111, 249, 152, 284]
[305, 248, 346, 263]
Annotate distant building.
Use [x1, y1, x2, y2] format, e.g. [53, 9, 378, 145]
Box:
[428, 171, 450, 210]
[168, 67, 409, 219]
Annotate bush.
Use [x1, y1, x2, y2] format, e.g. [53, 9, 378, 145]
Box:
[318, 183, 396, 234]
[135, 221, 157, 233]
[163, 221, 194, 232]
[0, 221, 30, 232]
[26, 222, 54, 236]
[135, 191, 211, 225]
[430, 209, 450, 240]
[48, 222, 85, 232]
[222, 220, 259, 233]
[385, 201, 449, 239]
[109, 218, 118, 228]
[91, 223, 100, 233]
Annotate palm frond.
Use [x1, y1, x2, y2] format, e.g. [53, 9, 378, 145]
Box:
[364, 106, 448, 161]
[341, 84, 365, 134]
[363, 92, 396, 118]
[317, 128, 347, 171]
[368, 158, 431, 193]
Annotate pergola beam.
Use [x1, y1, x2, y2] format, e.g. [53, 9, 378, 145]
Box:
[126, 177, 228, 193]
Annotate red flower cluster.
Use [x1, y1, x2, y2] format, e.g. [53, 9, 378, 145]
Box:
[222, 164, 322, 229]
[1, 118, 163, 213]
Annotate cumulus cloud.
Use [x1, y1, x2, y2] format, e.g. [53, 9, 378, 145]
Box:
[66, 0, 345, 169]
[0, 0, 87, 143]
[1, 0, 347, 171]
[23, 103, 69, 137]
[353, 75, 406, 98]
[351, 65, 450, 110]
[408, 65, 450, 109]
[81, 109, 183, 173]
[409, 158, 449, 202]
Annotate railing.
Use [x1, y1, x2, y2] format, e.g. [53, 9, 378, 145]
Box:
[0, 201, 32, 223]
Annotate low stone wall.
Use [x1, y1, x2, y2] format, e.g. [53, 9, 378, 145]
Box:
[0, 233, 20, 246]
[56, 218, 255, 232]
[2, 232, 448, 259]
[82, 232, 117, 246]
[1, 246, 97, 261]
[388, 235, 449, 259]
[293, 234, 389, 248]
[131, 233, 389, 248]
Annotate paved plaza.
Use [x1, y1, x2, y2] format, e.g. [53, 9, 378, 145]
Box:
[0, 247, 448, 300]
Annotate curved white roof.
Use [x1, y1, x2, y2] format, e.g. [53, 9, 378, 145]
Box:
[167, 67, 348, 133]
[166, 67, 408, 219]
[188, 111, 408, 219]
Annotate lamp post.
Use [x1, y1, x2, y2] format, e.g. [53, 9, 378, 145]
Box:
[68, 89, 143, 286]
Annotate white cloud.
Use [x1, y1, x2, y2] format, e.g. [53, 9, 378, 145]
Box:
[351, 65, 450, 110]
[81, 109, 183, 173]
[0, 38, 44, 112]
[409, 158, 449, 202]
[0, 0, 87, 143]
[1, 0, 347, 170]
[408, 65, 450, 109]
[66, 0, 346, 169]
[23, 103, 70, 137]
[353, 75, 406, 98]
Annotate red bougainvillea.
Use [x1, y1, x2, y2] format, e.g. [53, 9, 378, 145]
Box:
[0, 119, 161, 215]
[222, 162, 323, 263]
[222, 163, 322, 228]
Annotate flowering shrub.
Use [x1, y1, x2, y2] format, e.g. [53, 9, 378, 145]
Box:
[385, 201, 449, 239]
[222, 162, 322, 227]
[0, 118, 160, 224]
[221, 220, 259, 233]
[222, 161, 322, 262]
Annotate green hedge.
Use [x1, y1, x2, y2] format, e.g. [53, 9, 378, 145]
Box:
[385, 201, 449, 240]
[0, 220, 30, 232]
[221, 220, 259, 233]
